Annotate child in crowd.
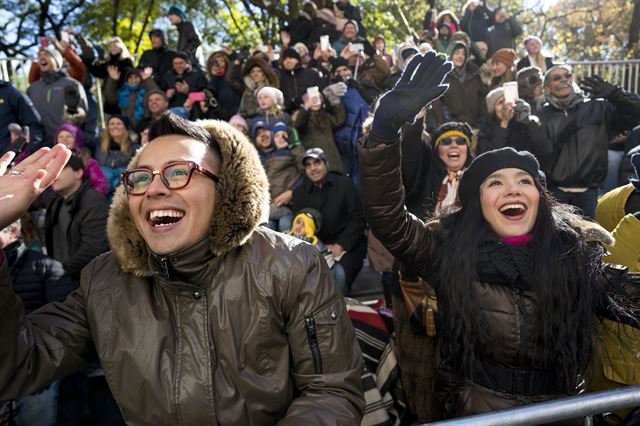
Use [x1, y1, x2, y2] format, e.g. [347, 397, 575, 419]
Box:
[55, 123, 109, 195]
[229, 114, 250, 138]
[262, 122, 305, 232]
[251, 86, 291, 128]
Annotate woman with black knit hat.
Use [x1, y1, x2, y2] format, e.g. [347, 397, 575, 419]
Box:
[359, 51, 640, 419]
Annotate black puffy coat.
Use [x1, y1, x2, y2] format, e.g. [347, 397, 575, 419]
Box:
[277, 65, 323, 112]
[5, 241, 75, 314]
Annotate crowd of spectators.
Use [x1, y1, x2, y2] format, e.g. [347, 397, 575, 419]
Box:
[1, 0, 640, 424]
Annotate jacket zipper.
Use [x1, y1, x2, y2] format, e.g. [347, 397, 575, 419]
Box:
[514, 288, 525, 362]
[304, 314, 323, 374]
[159, 256, 170, 279]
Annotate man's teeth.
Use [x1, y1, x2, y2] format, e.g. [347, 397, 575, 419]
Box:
[499, 204, 525, 213]
[149, 209, 185, 220]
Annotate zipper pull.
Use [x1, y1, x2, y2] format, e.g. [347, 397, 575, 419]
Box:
[159, 256, 170, 279]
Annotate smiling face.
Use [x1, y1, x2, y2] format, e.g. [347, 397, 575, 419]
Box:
[255, 128, 272, 150]
[452, 48, 466, 69]
[172, 57, 189, 75]
[545, 68, 574, 98]
[274, 131, 288, 149]
[148, 93, 169, 115]
[343, 23, 357, 39]
[526, 39, 541, 55]
[492, 60, 507, 78]
[128, 136, 219, 255]
[249, 66, 266, 83]
[480, 168, 540, 238]
[108, 42, 122, 57]
[437, 139, 468, 171]
[304, 158, 328, 184]
[108, 118, 127, 140]
[283, 57, 298, 71]
[57, 130, 76, 150]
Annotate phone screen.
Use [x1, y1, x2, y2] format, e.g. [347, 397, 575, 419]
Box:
[503, 82, 518, 105]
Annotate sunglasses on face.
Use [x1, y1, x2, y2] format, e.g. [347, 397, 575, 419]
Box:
[439, 137, 467, 146]
[550, 72, 572, 82]
[121, 161, 219, 195]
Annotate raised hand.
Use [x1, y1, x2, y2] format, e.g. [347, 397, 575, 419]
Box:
[107, 65, 121, 81]
[579, 75, 618, 100]
[370, 51, 453, 140]
[0, 145, 72, 229]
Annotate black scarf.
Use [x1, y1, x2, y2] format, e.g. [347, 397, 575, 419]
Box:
[476, 238, 536, 291]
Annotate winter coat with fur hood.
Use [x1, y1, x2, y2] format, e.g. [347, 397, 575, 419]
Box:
[237, 56, 280, 119]
[0, 119, 364, 425]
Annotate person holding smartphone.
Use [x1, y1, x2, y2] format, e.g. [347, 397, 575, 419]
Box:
[161, 52, 207, 109]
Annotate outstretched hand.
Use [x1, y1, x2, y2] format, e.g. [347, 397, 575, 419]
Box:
[370, 51, 453, 140]
[579, 75, 618, 100]
[0, 144, 72, 230]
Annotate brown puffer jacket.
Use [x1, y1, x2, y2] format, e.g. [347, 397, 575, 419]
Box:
[0, 119, 364, 425]
[238, 56, 280, 119]
[357, 135, 617, 419]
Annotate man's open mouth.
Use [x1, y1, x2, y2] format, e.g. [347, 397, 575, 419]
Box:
[147, 209, 185, 227]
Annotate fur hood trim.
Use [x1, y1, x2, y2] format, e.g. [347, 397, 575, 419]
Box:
[568, 217, 615, 246]
[241, 56, 280, 90]
[107, 119, 270, 277]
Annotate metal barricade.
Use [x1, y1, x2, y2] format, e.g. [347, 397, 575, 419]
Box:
[426, 386, 640, 426]
[567, 60, 640, 94]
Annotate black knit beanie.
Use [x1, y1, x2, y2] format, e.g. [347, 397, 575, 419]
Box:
[458, 147, 543, 206]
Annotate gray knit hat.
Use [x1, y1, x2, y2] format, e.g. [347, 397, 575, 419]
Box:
[39, 47, 63, 69]
[485, 87, 505, 114]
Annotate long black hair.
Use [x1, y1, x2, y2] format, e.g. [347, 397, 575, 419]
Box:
[433, 181, 603, 389]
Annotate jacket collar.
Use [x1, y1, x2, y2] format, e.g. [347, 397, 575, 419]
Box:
[148, 236, 218, 288]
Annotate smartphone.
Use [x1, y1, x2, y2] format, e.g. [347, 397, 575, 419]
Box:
[320, 35, 330, 51]
[175, 76, 184, 84]
[39, 37, 48, 48]
[350, 43, 364, 53]
[188, 91, 206, 102]
[60, 30, 70, 43]
[503, 81, 518, 105]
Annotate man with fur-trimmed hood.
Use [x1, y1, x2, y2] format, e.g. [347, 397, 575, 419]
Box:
[0, 113, 365, 424]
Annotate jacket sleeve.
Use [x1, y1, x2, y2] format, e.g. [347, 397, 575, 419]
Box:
[335, 180, 366, 252]
[64, 46, 87, 85]
[605, 214, 640, 271]
[104, 77, 120, 108]
[328, 103, 347, 129]
[63, 194, 109, 278]
[357, 134, 440, 279]
[606, 90, 640, 131]
[0, 255, 93, 399]
[509, 17, 523, 38]
[278, 243, 364, 425]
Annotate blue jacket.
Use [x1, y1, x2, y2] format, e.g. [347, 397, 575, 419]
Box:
[0, 80, 44, 154]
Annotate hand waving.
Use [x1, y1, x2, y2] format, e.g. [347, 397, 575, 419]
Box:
[0, 145, 72, 229]
[370, 51, 453, 140]
[579, 75, 618, 100]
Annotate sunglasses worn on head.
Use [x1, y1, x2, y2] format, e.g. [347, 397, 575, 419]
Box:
[121, 160, 219, 195]
[439, 137, 467, 146]
[551, 72, 572, 82]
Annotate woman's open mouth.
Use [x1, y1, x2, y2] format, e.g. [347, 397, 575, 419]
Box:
[499, 203, 527, 221]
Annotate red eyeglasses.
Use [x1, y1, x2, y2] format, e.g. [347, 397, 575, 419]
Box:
[121, 161, 219, 195]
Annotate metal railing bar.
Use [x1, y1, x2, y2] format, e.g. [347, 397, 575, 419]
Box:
[426, 386, 640, 426]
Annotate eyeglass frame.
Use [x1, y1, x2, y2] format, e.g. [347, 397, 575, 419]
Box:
[121, 160, 219, 196]
[438, 137, 468, 146]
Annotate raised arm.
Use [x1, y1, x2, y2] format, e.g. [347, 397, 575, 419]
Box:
[358, 52, 452, 277]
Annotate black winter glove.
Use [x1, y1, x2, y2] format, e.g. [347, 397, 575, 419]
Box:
[579, 75, 619, 100]
[363, 39, 376, 57]
[370, 51, 452, 141]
